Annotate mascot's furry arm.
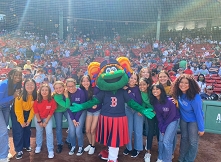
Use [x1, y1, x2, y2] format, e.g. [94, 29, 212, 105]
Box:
[70, 97, 100, 111]
[70, 98, 155, 119]
[127, 99, 155, 119]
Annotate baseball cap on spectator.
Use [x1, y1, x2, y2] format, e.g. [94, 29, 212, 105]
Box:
[38, 65, 42, 68]
[44, 78, 49, 81]
[206, 85, 213, 90]
[1, 74, 7, 79]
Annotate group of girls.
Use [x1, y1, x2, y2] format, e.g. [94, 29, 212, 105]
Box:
[0, 68, 101, 161]
[123, 67, 204, 162]
[0, 67, 204, 162]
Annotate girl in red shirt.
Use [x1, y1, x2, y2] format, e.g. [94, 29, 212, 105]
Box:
[33, 84, 57, 159]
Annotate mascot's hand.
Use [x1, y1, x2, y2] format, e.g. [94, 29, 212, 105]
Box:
[127, 99, 155, 119]
[141, 108, 155, 119]
[70, 103, 83, 112]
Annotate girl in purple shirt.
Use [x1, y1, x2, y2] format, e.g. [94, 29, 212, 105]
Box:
[150, 83, 180, 162]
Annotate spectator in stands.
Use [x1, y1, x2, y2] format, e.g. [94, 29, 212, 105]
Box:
[23, 60, 32, 70]
[205, 59, 212, 69]
[197, 74, 206, 94]
[199, 65, 209, 76]
[176, 68, 184, 78]
[209, 62, 219, 75]
[72, 68, 84, 85]
[0, 57, 8, 68]
[23, 69, 34, 81]
[179, 58, 187, 70]
[46, 69, 56, 84]
[55, 67, 66, 82]
[7, 60, 17, 69]
[44, 63, 55, 75]
[33, 67, 46, 84]
[192, 66, 200, 76]
[184, 66, 193, 75]
[200, 85, 218, 100]
[0, 74, 7, 81]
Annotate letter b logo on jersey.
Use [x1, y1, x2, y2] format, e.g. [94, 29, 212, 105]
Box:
[110, 97, 117, 107]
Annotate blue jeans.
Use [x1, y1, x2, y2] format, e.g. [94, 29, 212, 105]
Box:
[0, 107, 10, 159]
[67, 110, 86, 147]
[158, 119, 180, 162]
[178, 119, 199, 162]
[34, 116, 54, 152]
[11, 107, 31, 152]
[54, 111, 68, 145]
[125, 107, 143, 151]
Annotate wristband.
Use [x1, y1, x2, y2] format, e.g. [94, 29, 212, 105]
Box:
[37, 120, 42, 123]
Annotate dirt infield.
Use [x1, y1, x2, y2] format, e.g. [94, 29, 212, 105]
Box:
[8, 129, 221, 162]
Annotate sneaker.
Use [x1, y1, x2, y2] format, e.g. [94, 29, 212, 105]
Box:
[156, 159, 162, 162]
[144, 153, 151, 162]
[15, 151, 23, 160]
[65, 141, 72, 150]
[24, 147, 32, 152]
[8, 153, 13, 160]
[98, 150, 108, 160]
[84, 144, 91, 152]
[35, 147, 41, 154]
[130, 149, 140, 158]
[123, 148, 130, 155]
[0, 158, 8, 162]
[69, 146, 75, 155]
[76, 147, 83, 156]
[88, 147, 95, 155]
[56, 144, 63, 153]
[48, 151, 54, 159]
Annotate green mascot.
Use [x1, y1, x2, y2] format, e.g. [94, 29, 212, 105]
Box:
[70, 57, 155, 162]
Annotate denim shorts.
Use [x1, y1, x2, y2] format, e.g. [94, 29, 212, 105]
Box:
[87, 110, 101, 116]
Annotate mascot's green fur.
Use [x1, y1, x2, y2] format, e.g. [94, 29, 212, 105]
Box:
[70, 57, 155, 162]
[70, 57, 155, 118]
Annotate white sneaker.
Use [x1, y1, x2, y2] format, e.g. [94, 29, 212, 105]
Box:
[35, 147, 41, 154]
[144, 153, 151, 162]
[69, 146, 75, 155]
[156, 159, 162, 162]
[88, 147, 95, 155]
[84, 145, 91, 152]
[0, 158, 8, 162]
[48, 151, 54, 159]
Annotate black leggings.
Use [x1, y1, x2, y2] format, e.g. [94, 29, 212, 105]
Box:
[145, 116, 158, 151]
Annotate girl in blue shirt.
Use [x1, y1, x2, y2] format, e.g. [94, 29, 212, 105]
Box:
[171, 74, 204, 162]
[0, 68, 22, 161]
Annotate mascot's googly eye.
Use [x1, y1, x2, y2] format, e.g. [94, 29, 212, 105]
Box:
[106, 67, 111, 73]
[110, 67, 117, 72]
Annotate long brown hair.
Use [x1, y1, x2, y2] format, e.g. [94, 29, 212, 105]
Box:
[171, 74, 200, 100]
[37, 84, 52, 103]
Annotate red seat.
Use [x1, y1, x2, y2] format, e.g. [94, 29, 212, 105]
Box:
[211, 76, 221, 80]
[213, 84, 221, 88]
[213, 88, 221, 93]
[216, 80, 221, 84]
[206, 80, 216, 83]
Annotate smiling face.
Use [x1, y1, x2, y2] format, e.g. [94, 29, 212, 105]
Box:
[128, 73, 138, 87]
[97, 65, 128, 91]
[139, 80, 149, 93]
[54, 83, 65, 94]
[25, 80, 36, 94]
[81, 76, 91, 90]
[40, 86, 50, 99]
[179, 78, 189, 94]
[140, 68, 150, 79]
[152, 86, 161, 99]
[12, 71, 22, 84]
[66, 81, 77, 93]
[158, 72, 169, 86]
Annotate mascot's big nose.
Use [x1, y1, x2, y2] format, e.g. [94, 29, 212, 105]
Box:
[110, 71, 114, 74]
